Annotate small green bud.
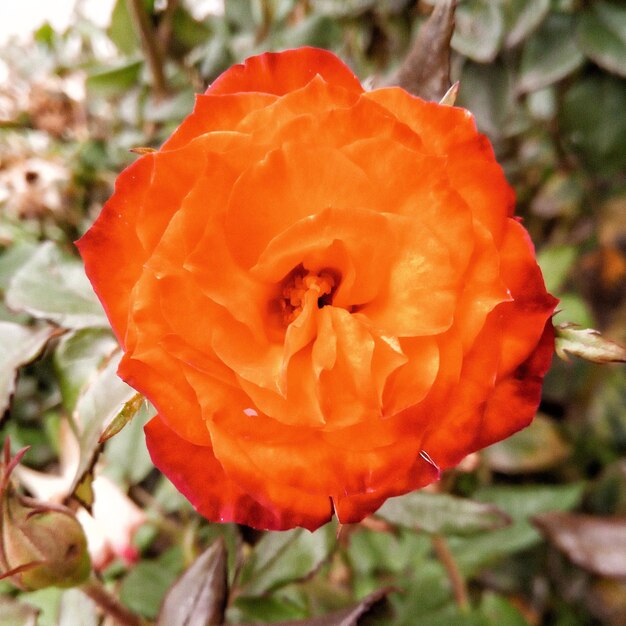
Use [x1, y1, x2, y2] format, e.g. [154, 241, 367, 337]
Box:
[0, 440, 91, 590]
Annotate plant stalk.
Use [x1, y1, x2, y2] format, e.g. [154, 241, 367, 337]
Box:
[431, 533, 469, 611]
[126, 0, 168, 98]
[81, 575, 148, 626]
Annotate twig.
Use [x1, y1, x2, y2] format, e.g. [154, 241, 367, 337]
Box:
[126, 0, 168, 98]
[431, 534, 469, 611]
[156, 0, 180, 53]
[82, 575, 149, 626]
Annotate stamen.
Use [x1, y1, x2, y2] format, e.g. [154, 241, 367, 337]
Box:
[278, 266, 338, 325]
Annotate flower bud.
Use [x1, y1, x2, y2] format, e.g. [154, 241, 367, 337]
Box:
[0, 441, 91, 590]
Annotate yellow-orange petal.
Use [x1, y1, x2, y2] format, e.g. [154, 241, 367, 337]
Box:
[365, 88, 514, 241]
[225, 144, 375, 268]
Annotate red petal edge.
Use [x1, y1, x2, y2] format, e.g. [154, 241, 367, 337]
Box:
[207, 47, 364, 97]
[144, 415, 332, 531]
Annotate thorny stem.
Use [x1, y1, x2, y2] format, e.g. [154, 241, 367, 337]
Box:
[81, 575, 149, 626]
[431, 534, 469, 611]
[126, 0, 168, 98]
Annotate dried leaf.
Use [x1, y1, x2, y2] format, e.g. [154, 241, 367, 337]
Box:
[439, 81, 459, 106]
[237, 588, 390, 626]
[390, 0, 456, 101]
[555, 323, 626, 363]
[0, 596, 39, 626]
[157, 538, 228, 626]
[129, 146, 157, 154]
[534, 512, 626, 578]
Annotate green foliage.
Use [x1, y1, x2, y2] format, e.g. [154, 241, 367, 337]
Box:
[0, 0, 625, 624]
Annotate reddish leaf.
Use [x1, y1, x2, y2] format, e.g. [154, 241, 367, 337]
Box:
[157, 538, 228, 626]
[534, 512, 626, 578]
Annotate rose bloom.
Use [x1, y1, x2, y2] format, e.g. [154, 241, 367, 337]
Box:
[78, 48, 557, 531]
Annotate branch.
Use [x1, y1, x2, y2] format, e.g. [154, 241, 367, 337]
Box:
[126, 0, 168, 98]
[82, 575, 149, 626]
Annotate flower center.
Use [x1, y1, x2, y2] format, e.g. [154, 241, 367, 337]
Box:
[279, 265, 338, 325]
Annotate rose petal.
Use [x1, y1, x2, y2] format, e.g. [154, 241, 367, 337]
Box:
[207, 47, 363, 97]
[364, 88, 514, 241]
[162, 92, 277, 151]
[225, 144, 375, 268]
[145, 416, 330, 531]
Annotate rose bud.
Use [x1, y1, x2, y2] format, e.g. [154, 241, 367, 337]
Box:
[0, 442, 90, 590]
[77, 47, 558, 531]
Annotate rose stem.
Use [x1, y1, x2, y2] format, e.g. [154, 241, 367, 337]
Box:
[431, 534, 469, 611]
[126, 0, 168, 98]
[81, 575, 148, 626]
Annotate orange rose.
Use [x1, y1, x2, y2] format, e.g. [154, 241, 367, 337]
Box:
[77, 48, 557, 531]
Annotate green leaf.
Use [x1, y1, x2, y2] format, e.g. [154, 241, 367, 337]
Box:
[16, 588, 62, 626]
[458, 62, 525, 140]
[86, 60, 144, 96]
[481, 592, 528, 626]
[504, 0, 550, 48]
[108, 0, 139, 54]
[0, 322, 55, 416]
[560, 74, 626, 175]
[238, 525, 336, 596]
[376, 491, 511, 536]
[536, 245, 578, 294]
[54, 328, 119, 413]
[450, 483, 585, 575]
[578, 2, 626, 78]
[518, 14, 584, 93]
[120, 548, 183, 619]
[273, 14, 342, 49]
[232, 595, 308, 623]
[0, 242, 37, 292]
[70, 350, 137, 503]
[348, 527, 431, 578]
[312, 0, 377, 18]
[236, 588, 390, 626]
[451, 0, 504, 63]
[172, 7, 213, 49]
[157, 538, 228, 626]
[5, 243, 108, 329]
[484, 414, 571, 474]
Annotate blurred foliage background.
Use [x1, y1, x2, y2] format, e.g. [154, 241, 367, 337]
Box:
[0, 0, 625, 624]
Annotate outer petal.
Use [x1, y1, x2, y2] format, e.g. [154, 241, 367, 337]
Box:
[364, 88, 515, 242]
[419, 219, 557, 469]
[145, 416, 331, 530]
[207, 47, 363, 97]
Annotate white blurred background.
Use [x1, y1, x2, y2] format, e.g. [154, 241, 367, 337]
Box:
[0, 0, 224, 44]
